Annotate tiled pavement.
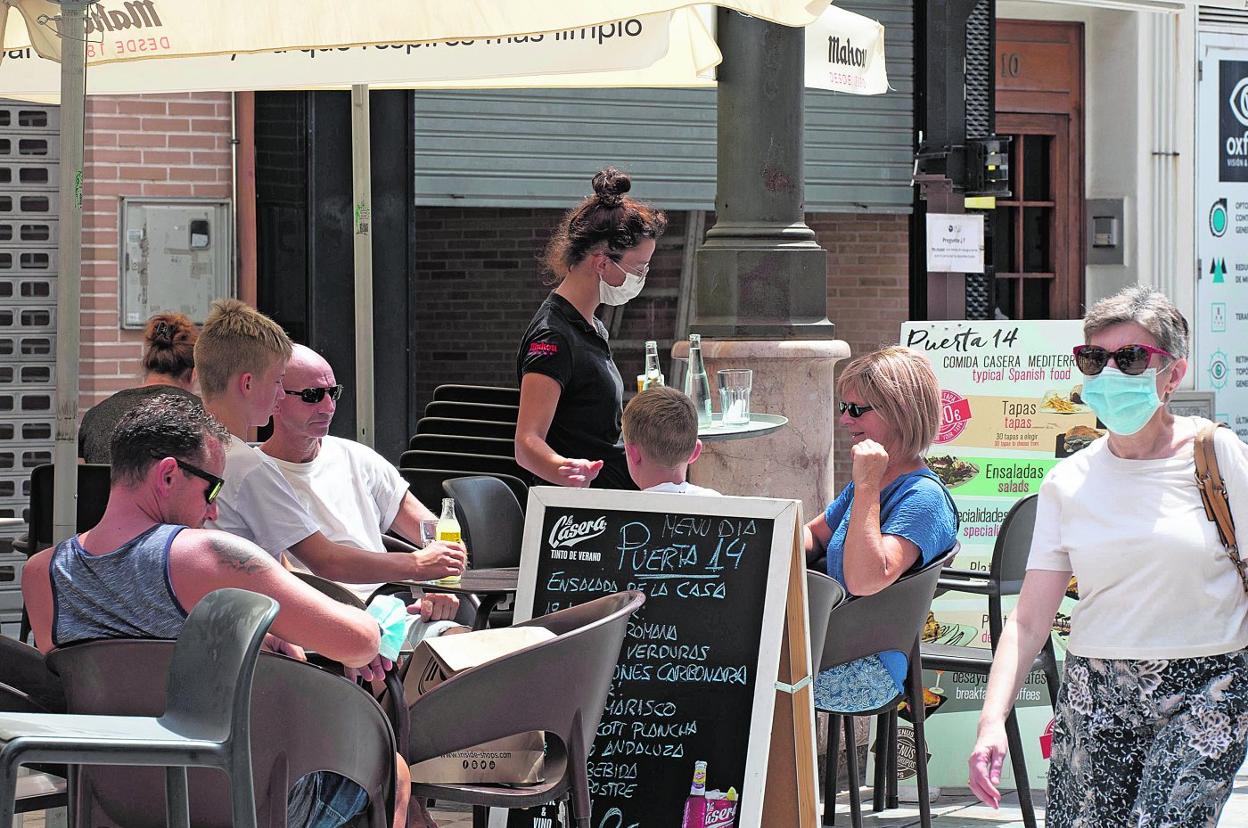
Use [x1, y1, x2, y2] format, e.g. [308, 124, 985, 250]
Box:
[427, 756, 1248, 826]
[14, 759, 1248, 827]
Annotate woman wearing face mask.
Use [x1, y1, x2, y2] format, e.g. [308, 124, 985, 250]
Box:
[968, 287, 1248, 826]
[515, 167, 667, 489]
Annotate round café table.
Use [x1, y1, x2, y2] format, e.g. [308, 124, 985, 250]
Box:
[413, 566, 519, 631]
[697, 412, 788, 442]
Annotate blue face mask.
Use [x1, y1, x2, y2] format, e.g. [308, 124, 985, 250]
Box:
[1081, 366, 1162, 436]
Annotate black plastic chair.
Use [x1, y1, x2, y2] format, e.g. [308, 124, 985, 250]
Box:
[0, 588, 279, 828]
[815, 549, 955, 828]
[400, 468, 528, 512]
[400, 449, 527, 481]
[0, 653, 67, 818]
[424, 401, 520, 424]
[432, 385, 521, 406]
[0, 635, 65, 714]
[14, 463, 113, 642]
[410, 434, 516, 458]
[806, 571, 848, 675]
[920, 494, 1055, 828]
[414, 418, 517, 442]
[406, 591, 645, 828]
[441, 476, 524, 569]
[49, 639, 396, 828]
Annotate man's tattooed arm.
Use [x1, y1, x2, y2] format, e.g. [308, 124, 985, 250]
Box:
[207, 534, 271, 575]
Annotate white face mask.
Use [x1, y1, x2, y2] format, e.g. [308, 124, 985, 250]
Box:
[599, 260, 646, 306]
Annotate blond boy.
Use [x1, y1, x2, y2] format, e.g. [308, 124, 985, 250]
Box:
[622, 386, 720, 495]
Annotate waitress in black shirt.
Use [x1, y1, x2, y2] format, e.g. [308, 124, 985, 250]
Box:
[515, 167, 667, 489]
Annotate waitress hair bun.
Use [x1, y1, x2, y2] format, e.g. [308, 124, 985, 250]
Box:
[592, 167, 631, 207]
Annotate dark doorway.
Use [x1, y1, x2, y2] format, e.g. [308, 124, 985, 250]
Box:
[254, 91, 416, 461]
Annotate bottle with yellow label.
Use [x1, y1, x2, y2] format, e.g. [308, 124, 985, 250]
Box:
[436, 497, 463, 585]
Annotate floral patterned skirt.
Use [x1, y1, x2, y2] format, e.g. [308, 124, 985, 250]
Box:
[1047, 650, 1248, 828]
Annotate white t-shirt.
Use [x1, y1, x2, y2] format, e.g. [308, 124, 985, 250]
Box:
[264, 437, 409, 600]
[1027, 419, 1248, 659]
[208, 436, 320, 558]
[645, 480, 722, 496]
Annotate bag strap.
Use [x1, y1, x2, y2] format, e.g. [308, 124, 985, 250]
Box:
[1195, 421, 1248, 592]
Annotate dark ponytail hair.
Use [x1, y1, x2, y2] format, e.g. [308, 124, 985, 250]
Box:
[542, 167, 667, 281]
[142, 311, 197, 381]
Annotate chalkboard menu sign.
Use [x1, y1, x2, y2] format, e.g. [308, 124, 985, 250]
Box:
[514, 488, 800, 828]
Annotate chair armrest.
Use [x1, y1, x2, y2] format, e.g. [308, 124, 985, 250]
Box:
[936, 576, 993, 596]
[383, 534, 418, 553]
[941, 567, 987, 581]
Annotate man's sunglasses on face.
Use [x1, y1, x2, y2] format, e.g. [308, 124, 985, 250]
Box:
[175, 458, 224, 504]
[284, 384, 345, 404]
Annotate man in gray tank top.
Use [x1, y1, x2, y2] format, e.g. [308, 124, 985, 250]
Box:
[21, 394, 432, 828]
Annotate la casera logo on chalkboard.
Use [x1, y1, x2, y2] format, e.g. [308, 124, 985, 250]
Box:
[547, 514, 608, 548]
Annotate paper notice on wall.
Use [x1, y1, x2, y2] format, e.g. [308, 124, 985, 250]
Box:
[925, 213, 985, 274]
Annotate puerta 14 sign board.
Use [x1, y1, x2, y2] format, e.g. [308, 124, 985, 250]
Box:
[514, 488, 800, 828]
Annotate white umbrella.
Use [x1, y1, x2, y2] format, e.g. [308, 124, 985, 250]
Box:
[0, 0, 836, 540]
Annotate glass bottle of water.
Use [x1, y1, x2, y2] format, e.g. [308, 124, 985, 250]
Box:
[684, 334, 712, 427]
[642, 340, 665, 390]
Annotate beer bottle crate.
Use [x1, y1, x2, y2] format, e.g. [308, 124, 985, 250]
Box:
[0, 217, 57, 248]
[0, 390, 53, 419]
[0, 610, 21, 640]
[0, 444, 52, 472]
[0, 133, 59, 162]
[0, 306, 56, 333]
[0, 248, 57, 277]
[0, 335, 53, 364]
[0, 364, 54, 389]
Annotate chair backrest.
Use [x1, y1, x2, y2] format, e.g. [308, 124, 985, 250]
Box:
[27, 463, 112, 552]
[441, 476, 525, 568]
[805, 571, 847, 671]
[405, 591, 644, 769]
[0, 634, 64, 712]
[818, 548, 955, 672]
[399, 468, 528, 514]
[432, 385, 521, 406]
[410, 434, 516, 458]
[413, 418, 517, 442]
[161, 588, 279, 741]
[399, 449, 526, 479]
[989, 494, 1039, 595]
[50, 641, 396, 828]
[424, 401, 520, 423]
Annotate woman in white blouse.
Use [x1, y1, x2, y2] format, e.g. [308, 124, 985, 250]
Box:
[968, 287, 1248, 826]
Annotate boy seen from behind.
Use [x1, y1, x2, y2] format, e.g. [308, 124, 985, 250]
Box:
[622, 386, 720, 495]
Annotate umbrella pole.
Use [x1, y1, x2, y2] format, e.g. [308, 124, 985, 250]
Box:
[52, 0, 88, 543]
[350, 84, 374, 448]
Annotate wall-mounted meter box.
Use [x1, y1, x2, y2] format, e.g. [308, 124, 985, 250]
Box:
[119, 198, 232, 329]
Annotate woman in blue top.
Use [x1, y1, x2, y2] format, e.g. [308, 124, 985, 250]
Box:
[804, 345, 959, 712]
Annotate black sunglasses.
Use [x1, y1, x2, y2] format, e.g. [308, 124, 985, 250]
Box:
[174, 458, 224, 504]
[284, 384, 345, 404]
[838, 402, 875, 418]
[1072, 344, 1174, 377]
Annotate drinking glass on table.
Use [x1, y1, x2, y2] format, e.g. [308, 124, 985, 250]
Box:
[717, 368, 753, 426]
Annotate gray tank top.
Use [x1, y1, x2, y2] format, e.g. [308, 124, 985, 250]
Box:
[49, 523, 189, 647]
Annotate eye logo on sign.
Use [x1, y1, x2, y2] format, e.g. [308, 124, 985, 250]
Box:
[1210, 349, 1230, 391]
[1211, 199, 1229, 238]
[1232, 77, 1248, 128]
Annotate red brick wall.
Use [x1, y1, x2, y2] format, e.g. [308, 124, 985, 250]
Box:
[79, 92, 234, 408]
[812, 214, 911, 495]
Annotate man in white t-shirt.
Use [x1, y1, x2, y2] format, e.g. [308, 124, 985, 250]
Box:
[193, 300, 467, 597]
[622, 386, 721, 496]
[261, 344, 454, 604]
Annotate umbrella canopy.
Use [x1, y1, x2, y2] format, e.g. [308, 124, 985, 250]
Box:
[1, 0, 830, 62]
[0, 0, 838, 540]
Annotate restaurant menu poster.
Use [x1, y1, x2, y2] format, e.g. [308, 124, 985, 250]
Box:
[513, 487, 800, 828]
[895, 320, 1086, 790]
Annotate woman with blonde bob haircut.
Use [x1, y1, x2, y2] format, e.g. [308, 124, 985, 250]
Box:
[803, 345, 958, 712]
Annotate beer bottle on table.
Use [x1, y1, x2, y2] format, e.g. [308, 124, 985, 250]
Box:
[642, 339, 665, 390]
[684, 333, 712, 427]
[436, 497, 463, 585]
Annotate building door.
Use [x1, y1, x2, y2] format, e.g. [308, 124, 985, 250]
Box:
[994, 21, 1084, 319]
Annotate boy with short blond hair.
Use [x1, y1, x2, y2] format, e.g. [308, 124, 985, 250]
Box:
[622, 386, 720, 495]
